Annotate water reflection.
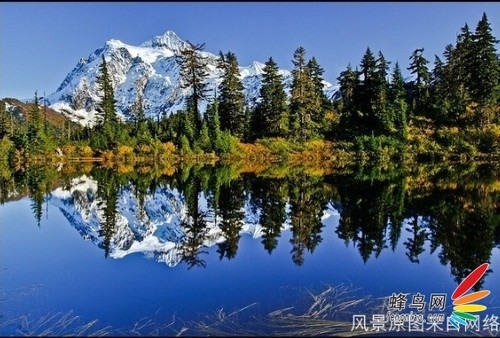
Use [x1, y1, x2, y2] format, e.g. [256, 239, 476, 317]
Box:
[1, 161, 498, 287]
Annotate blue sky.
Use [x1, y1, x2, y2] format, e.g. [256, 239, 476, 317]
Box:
[1, 2, 499, 99]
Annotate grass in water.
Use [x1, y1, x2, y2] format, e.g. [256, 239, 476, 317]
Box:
[183, 284, 383, 336]
[1, 284, 383, 336]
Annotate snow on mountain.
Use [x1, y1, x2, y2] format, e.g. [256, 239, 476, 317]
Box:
[50, 175, 340, 267]
[45, 30, 339, 126]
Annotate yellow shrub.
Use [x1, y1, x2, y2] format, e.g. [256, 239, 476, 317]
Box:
[62, 144, 77, 156]
[102, 150, 114, 161]
[136, 144, 152, 154]
[117, 164, 133, 174]
[162, 165, 176, 176]
[116, 145, 134, 156]
[162, 142, 176, 154]
[137, 166, 152, 174]
[79, 145, 94, 157]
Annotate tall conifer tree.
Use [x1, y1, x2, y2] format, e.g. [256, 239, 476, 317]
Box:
[337, 64, 361, 135]
[178, 41, 209, 134]
[470, 13, 499, 124]
[289, 47, 320, 140]
[253, 57, 288, 138]
[217, 51, 245, 138]
[96, 55, 117, 127]
[408, 48, 430, 113]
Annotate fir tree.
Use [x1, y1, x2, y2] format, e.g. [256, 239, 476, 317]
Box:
[390, 62, 406, 103]
[95, 55, 119, 147]
[178, 41, 209, 134]
[438, 44, 467, 125]
[196, 120, 211, 152]
[217, 51, 246, 138]
[95, 55, 117, 127]
[289, 47, 320, 140]
[27, 91, 46, 152]
[470, 13, 499, 124]
[408, 48, 431, 113]
[177, 110, 195, 145]
[206, 92, 223, 152]
[253, 57, 288, 139]
[307, 56, 330, 132]
[132, 89, 149, 141]
[337, 64, 361, 135]
[360, 47, 377, 87]
[456, 23, 474, 97]
[389, 62, 408, 138]
[359, 48, 379, 129]
[355, 47, 383, 134]
[374, 51, 392, 133]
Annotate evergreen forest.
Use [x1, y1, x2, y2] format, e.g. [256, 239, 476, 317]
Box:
[1, 13, 498, 167]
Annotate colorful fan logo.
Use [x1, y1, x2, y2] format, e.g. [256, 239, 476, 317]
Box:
[449, 262, 490, 328]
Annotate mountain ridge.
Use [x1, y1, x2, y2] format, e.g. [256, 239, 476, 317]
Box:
[44, 30, 339, 126]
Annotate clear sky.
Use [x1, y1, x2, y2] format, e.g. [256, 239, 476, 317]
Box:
[1, 2, 499, 99]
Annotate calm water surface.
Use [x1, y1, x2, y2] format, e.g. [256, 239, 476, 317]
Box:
[1, 162, 499, 335]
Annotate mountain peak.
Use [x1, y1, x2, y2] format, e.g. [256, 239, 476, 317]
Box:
[47, 30, 339, 126]
[140, 30, 186, 52]
[105, 38, 126, 48]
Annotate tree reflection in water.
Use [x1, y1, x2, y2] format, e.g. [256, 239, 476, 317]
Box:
[1, 161, 498, 286]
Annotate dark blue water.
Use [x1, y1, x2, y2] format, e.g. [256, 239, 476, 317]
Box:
[1, 165, 499, 336]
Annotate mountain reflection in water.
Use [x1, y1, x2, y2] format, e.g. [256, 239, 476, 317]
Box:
[1, 161, 498, 289]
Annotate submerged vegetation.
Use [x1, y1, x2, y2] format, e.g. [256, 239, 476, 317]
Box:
[0, 13, 498, 166]
[0, 283, 382, 336]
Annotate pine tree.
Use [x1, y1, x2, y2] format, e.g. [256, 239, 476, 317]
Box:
[359, 47, 377, 90]
[27, 91, 46, 152]
[177, 110, 195, 145]
[439, 44, 468, 125]
[307, 56, 330, 133]
[359, 48, 378, 127]
[455, 23, 474, 97]
[390, 62, 406, 103]
[95, 55, 117, 127]
[289, 47, 320, 140]
[217, 51, 245, 138]
[470, 13, 499, 124]
[133, 89, 149, 141]
[337, 63, 361, 135]
[196, 120, 211, 152]
[374, 51, 392, 133]
[407, 48, 431, 114]
[206, 93, 223, 152]
[389, 62, 408, 138]
[355, 47, 382, 134]
[178, 41, 209, 134]
[29, 92, 43, 135]
[241, 106, 252, 141]
[253, 57, 288, 138]
[179, 134, 192, 157]
[95, 55, 119, 148]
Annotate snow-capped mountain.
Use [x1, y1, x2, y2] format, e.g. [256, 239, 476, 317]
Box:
[45, 31, 339, 126]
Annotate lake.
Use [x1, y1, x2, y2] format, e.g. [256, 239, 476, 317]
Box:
[1, 161, 499, 336]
